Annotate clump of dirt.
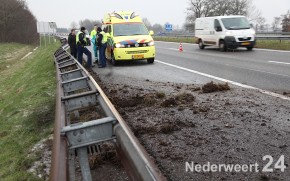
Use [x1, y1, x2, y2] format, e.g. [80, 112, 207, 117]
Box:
[202, 81, 230, 93]
[161, 93, 195, 107]
[159, 123, 179, 134]
[175, 92, 195, 103]
[133, 124, 159, 136]
[112, 96, 143, 108]
[156, 92, 166, 99]
[89, 143, 120, 170]
[161, 97, 178, 107]
[283, 92, 290, 97]
[69, 106, 104, 124]
[192, 87, 201, 91]
[143, 94, 158, 106]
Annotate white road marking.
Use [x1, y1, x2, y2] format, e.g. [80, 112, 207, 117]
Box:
[155, 60, 290, 101]
[155, 41, 198, 46]
[254, 48, 290, 53]
[21, 52, 32, 60]
[268, 61, 290, 65]
[155, 41, 290, 53]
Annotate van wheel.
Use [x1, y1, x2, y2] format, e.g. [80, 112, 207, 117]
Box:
[147, 58, 154, 64]
[111, 52, 118, 66]
[199, 40, 205, 49]
[247, 46, 253, 51]
[219, 40, 227, 52]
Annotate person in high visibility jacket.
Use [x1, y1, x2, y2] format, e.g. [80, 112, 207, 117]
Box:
[90, 25, 98, 63]
[76, 27, 93, 68]
[97, 27, 109, 68]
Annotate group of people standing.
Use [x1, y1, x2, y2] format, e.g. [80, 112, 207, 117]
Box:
[68, 25, 110, 69]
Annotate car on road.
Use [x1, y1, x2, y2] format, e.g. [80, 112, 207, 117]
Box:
[195, 16, 256, 51]
[102, 11, 156, 65]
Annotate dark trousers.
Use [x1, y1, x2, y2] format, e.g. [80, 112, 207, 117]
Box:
[99, 43, 107, 67]
[77, 45, 92, 68]
[70, 45, 77, 58]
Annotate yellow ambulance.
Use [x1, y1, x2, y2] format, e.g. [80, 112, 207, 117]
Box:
[103, 11, 155, 65]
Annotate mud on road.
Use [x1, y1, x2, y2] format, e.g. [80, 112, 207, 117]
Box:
[90, 69, 290, 181]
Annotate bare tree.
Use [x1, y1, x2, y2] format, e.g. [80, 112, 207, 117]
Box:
[281, 10, 290, 32]
[79, 19, 101, 32]
[185, 0, 264, 32]
[184, 13, 196, 31]
[187, 0, 210, 18]
[272, 17, 282, 32]
[152, 24, 163, 33]
[255, 17, 266, 31]
[0, 0, 38, 44]
[70, 21, 78, 29]
[142, 18, 152, 30]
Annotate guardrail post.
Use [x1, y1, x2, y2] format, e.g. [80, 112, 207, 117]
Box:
[77, 148, 92, 181]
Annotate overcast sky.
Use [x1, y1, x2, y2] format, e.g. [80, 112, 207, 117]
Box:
[26, 0, 290, 28]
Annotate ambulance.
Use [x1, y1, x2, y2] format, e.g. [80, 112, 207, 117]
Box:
[102, 11, 155, 65]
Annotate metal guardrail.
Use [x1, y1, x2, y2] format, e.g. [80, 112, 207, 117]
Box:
[50, 42, 165, 181]
[155, 32, 290, 40]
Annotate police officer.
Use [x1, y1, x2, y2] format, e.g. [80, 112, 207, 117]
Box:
[90, 25, 98, 63]
[68, 29, 77, 58]
[97, 27, 108, 68]
[76, 27, 93, 68]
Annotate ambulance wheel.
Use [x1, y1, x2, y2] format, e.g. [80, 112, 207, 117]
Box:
[147, 58, 154, 64]
[111, 52, 118, 66]
[219, 40, 227, 52]
[199, 39, 205, 49]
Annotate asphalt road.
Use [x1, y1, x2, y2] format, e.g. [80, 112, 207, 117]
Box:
[155, 41, 290, 93]
[89, 41, 290, 94]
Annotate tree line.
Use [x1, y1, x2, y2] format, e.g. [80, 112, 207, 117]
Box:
[0, 0, 38, 44]
[70, 18, 182, 35]
[70, 20, 102, 33]
[185, 0, 290, 32]
[70, 1, 290, 34]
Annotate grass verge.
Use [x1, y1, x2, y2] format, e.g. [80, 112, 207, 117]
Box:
[0, 43, 34, 71]
[154, 37, 290, 51]
[0, 42, 58, 180]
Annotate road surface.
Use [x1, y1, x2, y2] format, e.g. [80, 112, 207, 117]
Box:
[89, 41, 290, 95]
[89, 42, 290, 181]
[155, 41, 290, 93]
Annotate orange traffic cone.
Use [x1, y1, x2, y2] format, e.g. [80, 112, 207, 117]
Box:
[179, 42, 183, 52]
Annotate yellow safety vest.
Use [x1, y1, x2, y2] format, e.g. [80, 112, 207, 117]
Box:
[99, 31, 108, 44]
[90, 29, 97, 38]
[76, 31, 87, 44]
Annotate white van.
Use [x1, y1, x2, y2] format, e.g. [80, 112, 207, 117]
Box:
[195, 16, 256, 51]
